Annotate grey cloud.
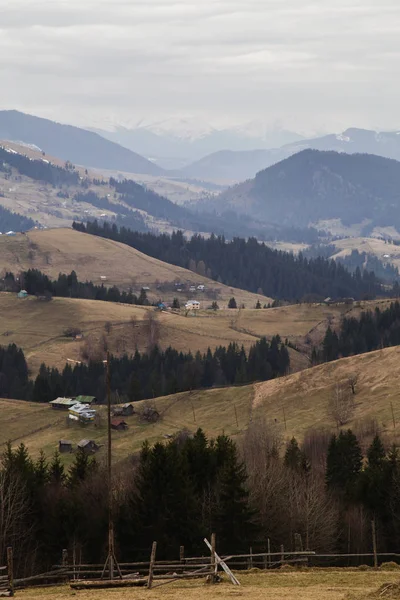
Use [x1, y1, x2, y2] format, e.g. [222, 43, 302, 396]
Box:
[0, 0, 400, 132]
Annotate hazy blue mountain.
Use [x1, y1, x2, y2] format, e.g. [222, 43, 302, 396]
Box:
[0, 110, 164, 175]
[203, 149, 400, 231]
[93, 122, 304, 169]
[178, 128, 400, 182]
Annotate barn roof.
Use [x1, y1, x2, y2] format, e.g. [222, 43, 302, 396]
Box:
[111, 418, 127, 426]
[75, 395, 96, 404]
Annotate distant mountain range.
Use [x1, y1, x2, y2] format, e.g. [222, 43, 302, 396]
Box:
[199, 149, 400, 233]
[0, 110, 164, 176]
[176, 127, 400, 182]
[92, 122, 304, 170]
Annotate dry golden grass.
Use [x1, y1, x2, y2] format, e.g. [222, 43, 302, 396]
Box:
[3, 344, 400, 462]
[253, 345, 400, 446]
[0, 275, 390, 375]
[0, 386, 253, 463]
[0, 294, 309, 374]
[17, 570, 400, 600]
[0, 228, 272, 307]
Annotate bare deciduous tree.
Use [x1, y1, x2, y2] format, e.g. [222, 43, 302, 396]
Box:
[328, 383, 354, 426]
[0, 471, 31, 563]
[348, 373, 358, 395]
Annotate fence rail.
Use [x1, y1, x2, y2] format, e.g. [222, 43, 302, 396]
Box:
[10, 548, 400, 591]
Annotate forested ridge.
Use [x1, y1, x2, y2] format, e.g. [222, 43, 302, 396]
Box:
[0, 205, 36, 232]
[73, 221, 385, 301]
[1, 269, 150, 306]
[0, 146, 80, 186]
[226, 149, 400, 230]
[320, 300, 400, 362]
[0, 337, 289, 403]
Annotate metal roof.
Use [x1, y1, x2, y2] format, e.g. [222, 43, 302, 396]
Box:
[50, 397, 76, 406]
[78, 439, 96, 447]
[75, 395, 96, 404]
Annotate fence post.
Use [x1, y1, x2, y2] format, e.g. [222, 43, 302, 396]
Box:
[147, 541, 157, 589]
[7, 547, 14, 597]
[280, 544, 285, 565]
[210, 533, 217, 582]
[62, 549, 68, 568]
[267, 538, 271, 568]
[249, 547, 253, 569]
[180, 545, 185, 564]
[294, 533, 303, 552]
[372, 519, 378, 568]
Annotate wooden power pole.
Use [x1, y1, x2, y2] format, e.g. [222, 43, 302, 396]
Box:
[101, 352, 122, 580]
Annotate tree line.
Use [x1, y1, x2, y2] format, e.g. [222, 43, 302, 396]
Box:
[0, 146, 80, 187]
[0, 336, 289, 404]
[0, 205, 36, 233]
[1, 269, 149, 306]
[73, 221, 385, 301]
[2, 425, 400, 577]
[318, 301, 400, 363]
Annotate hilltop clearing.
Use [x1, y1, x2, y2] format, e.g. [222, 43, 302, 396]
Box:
[2, 344, 400, 461]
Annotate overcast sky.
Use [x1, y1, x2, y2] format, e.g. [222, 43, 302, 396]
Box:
[1, 0, 400, 134]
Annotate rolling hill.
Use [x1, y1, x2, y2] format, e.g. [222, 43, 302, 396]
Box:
[0, 272, 391, 376]
[2, 344, 400, 462]
[0, 228, 272, 307]
[0, 110, 163, 175]
[202, 150, 400, 234]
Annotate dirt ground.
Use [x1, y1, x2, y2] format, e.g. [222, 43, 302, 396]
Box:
[17, 570, 400, 600]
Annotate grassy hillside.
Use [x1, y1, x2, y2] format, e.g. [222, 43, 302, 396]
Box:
[2, 345, 400, 462]
[332, 237, 400, 269]
[1, 291, 388, 375]
[0, 228, 272, 306]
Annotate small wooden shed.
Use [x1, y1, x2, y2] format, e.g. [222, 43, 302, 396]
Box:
[77, 439, 100, 454]
[59, 440, 73, 453]
[111, 419, 128, 431]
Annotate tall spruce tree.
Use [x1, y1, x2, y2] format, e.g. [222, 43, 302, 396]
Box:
[326, 430, 362, 498]
[213, 435, 255, 553]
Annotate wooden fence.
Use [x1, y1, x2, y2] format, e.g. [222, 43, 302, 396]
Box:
[0, 548, 14, 598]
[10, 546, 400, 591]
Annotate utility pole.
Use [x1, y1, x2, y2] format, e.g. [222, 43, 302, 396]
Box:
[101, 352, 122, 580]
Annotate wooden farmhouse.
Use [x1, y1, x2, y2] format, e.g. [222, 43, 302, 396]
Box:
[50, 397, 77, 410]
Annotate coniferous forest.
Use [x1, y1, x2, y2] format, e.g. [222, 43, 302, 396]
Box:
[2, 427, 400, 577]
[1, 269, 150, 306]
[319, 301, 400, 362]
[0, 205, 36, 232]
[73, 221, 384, 301]
[0, 337, 289, 403]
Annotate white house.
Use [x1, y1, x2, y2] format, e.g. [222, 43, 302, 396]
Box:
[185, 300, 200, 310]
